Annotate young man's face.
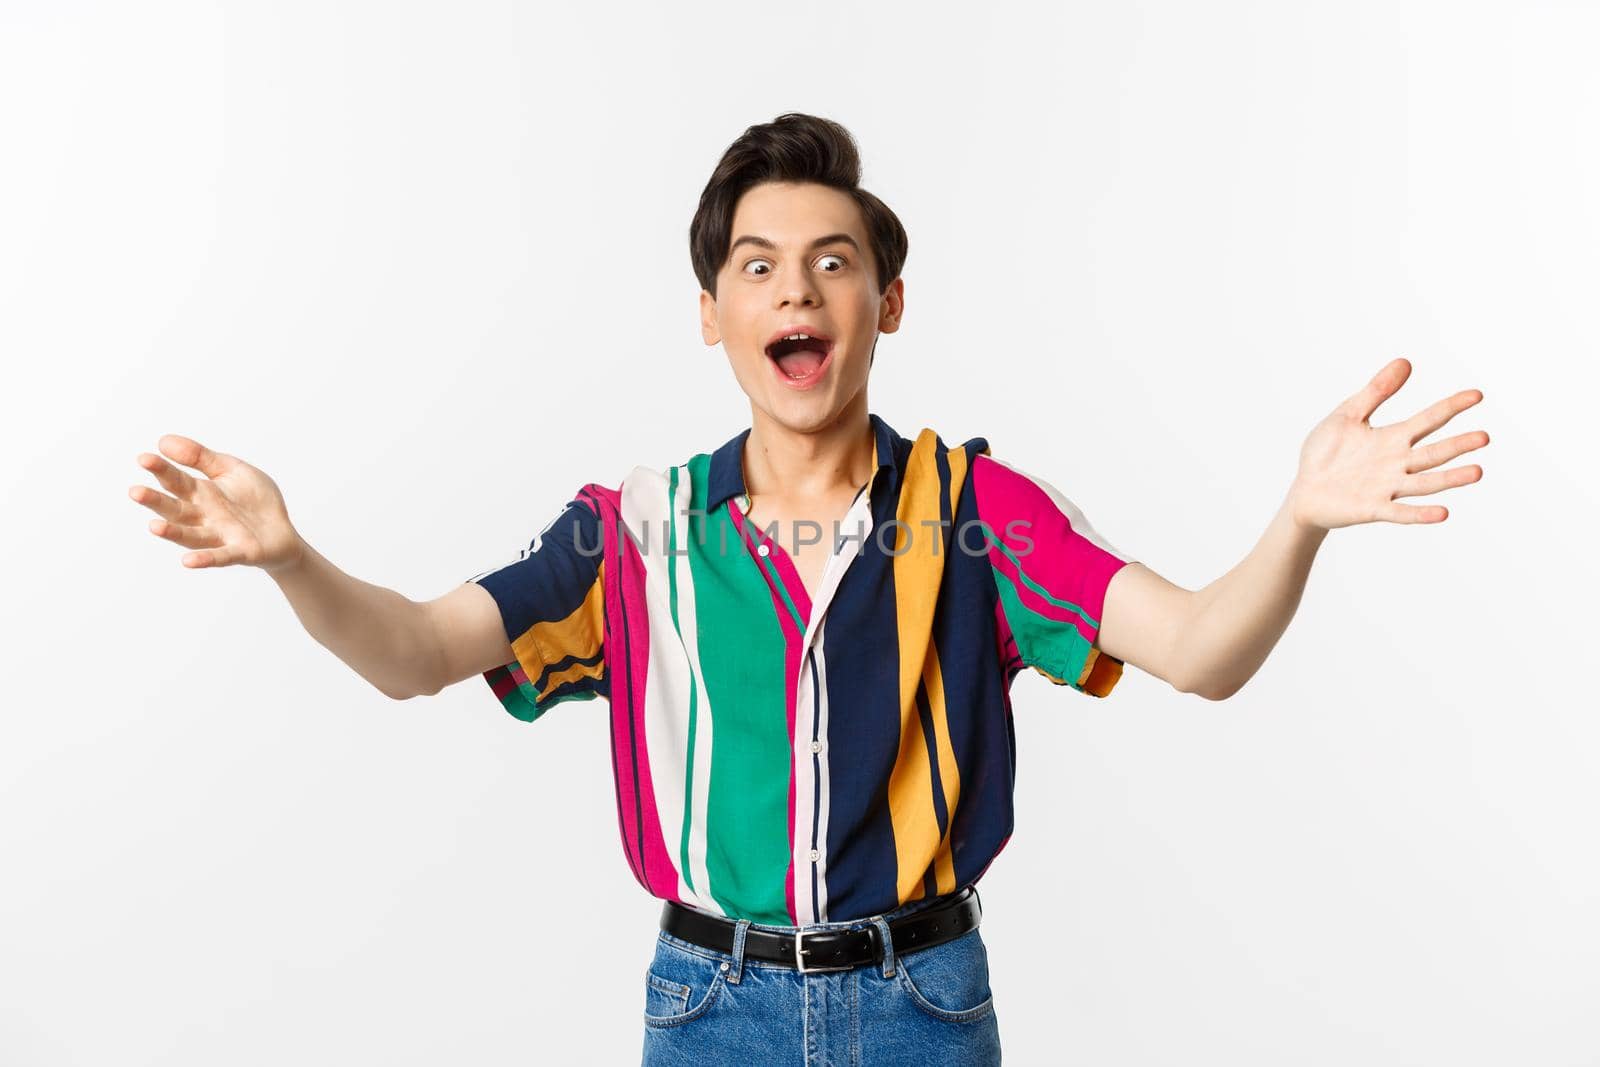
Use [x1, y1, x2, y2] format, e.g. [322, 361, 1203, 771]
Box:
[700, 180, 904, 435]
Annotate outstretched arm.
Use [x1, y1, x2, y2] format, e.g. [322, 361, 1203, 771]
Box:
[130, 433, 513, 701]
[1096, 358, 1490, 701]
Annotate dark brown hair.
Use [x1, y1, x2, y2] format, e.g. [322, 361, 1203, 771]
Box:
[689, 113, 908, 300]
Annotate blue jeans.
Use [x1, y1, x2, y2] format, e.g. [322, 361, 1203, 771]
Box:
[639, 891, 1002, 1065]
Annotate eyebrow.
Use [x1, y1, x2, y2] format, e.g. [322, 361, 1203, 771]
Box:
[728, 232, 862, 258]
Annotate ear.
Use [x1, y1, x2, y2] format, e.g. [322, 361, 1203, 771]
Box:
[699, 289, 721, 346]
[876, 276, 905, 334]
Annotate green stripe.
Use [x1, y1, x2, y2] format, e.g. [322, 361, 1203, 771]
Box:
[991, 566, 1095, 687]
[983, 523, 1101, 628]
[687, 456, 794, 924]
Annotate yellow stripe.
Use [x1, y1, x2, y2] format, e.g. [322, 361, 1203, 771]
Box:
[513, 559, 606, 693]
[929, 445, 969, 894]
[887, 431, 970, 903]
[1079, 646, 1125, 696]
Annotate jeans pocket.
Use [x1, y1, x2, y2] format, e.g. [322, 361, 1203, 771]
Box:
[642, 931, 728, 1030]
[894, 926, 996, 1023]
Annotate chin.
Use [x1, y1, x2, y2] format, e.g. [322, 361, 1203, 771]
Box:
[764, 390, 863, 431]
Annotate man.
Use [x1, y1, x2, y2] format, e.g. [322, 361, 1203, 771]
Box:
[129, 112, 1489, 1064]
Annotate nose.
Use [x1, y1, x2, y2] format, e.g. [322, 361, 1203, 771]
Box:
[773, 262, 821, 310]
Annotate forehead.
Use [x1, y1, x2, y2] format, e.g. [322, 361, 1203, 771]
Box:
[728, 181, 868, 246]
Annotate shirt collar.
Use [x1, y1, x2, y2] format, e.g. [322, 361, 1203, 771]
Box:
[707, 411, 903, 513]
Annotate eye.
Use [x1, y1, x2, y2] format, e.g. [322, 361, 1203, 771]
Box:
[816, 254, 846, 272]
[742, 259, 772, 276]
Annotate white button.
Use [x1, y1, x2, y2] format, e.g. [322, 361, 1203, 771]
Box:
[720, 961, 729, 971]
[808, 849, 819, 861]
[757, 543, 770, 557]
[810, 740, 822, 752]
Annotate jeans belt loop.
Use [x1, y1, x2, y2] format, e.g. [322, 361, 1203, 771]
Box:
[729, 918, 751, 985]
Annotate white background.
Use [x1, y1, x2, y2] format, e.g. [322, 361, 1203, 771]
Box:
[2, 1, 1596, 1064]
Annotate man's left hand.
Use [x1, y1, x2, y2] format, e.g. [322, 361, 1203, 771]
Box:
[1287, 357, 1490, 532]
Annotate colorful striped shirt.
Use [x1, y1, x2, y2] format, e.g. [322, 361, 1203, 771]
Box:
[466, 412, 1135, 925]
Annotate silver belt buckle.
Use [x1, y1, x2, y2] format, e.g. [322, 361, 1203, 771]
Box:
[793, 928, 850, 973]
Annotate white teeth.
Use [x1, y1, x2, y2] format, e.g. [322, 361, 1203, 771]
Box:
[770, 331, 827, 378]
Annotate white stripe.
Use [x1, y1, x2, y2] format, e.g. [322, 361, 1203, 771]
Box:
[811, 617, 834, 923]
[792, 638, 824, 925]
[790, 483, 877, 923]
[674, 470, 722, 915]
[620, 464, 723, 915]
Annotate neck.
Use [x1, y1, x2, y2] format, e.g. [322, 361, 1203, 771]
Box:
[742, 396, 875, 502]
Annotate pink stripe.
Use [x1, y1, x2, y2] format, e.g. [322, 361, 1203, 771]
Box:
[971, 455, 1121, 642]
[728, 506, 815, 621]
[591, 484, 680, 903]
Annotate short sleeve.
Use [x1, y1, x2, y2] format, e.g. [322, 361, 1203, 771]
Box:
[465, 489, 608, 721]
[971, 454, 1135, 697]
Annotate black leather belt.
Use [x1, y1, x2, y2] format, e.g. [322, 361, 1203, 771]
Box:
[659, 884, 982, 973]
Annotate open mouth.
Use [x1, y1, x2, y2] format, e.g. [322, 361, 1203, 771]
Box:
[764, 330, 835, 383]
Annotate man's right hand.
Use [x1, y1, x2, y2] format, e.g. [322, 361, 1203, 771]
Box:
[130, 432, 513, 699]
[129, 434, 305, 574]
